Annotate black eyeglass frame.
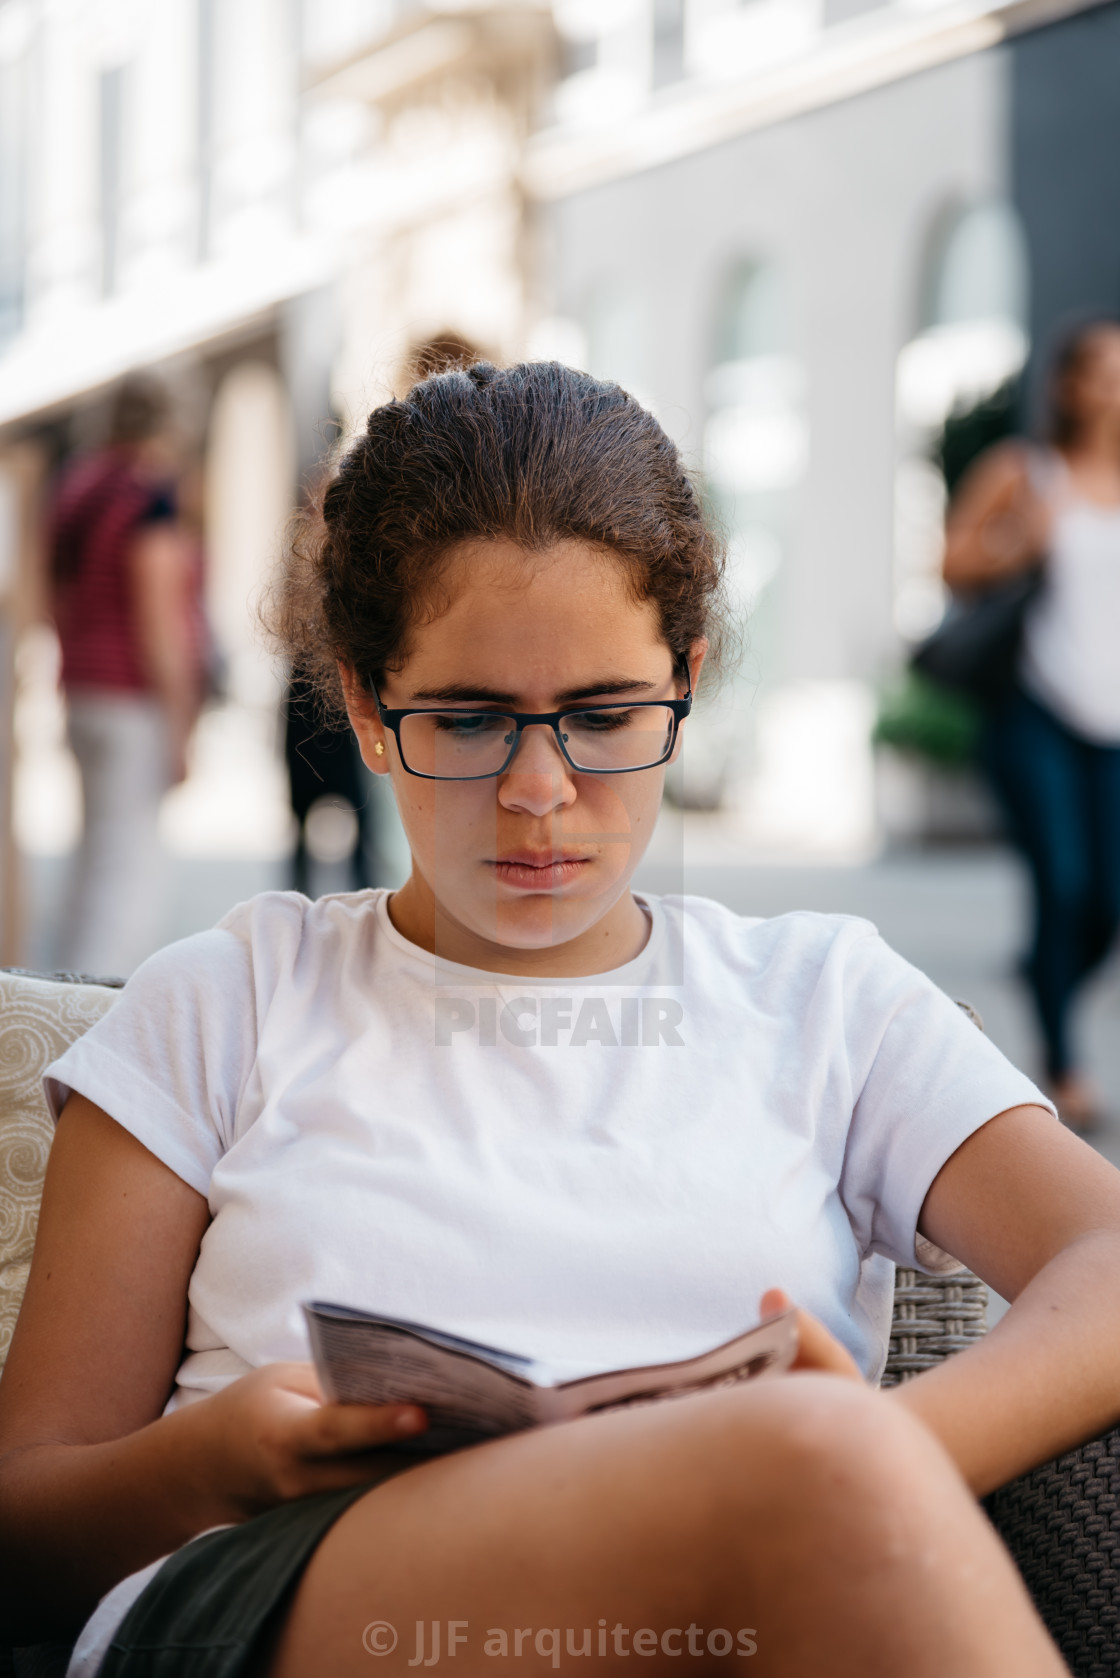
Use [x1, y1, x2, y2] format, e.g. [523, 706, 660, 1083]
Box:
[367, 672, 693, 781]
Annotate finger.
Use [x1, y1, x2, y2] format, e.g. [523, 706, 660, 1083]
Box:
[296, 1401, 428, 1460]
[790, 1311, 862, 1379]
[760, 1288, 792, 1319]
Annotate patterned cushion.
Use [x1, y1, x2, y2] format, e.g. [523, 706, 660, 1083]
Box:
[0, 974, 119, 1374]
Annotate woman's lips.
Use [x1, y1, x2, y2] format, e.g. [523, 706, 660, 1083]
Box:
[488, 854, 593, 890]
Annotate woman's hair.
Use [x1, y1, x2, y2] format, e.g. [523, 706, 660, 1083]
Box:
[1044, 317, 1120, 447]
[271, 361, 727, 719]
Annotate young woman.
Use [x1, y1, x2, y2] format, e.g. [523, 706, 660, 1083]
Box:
[943, 320, 1120, 1129]
[3, 362, 1120, 1678]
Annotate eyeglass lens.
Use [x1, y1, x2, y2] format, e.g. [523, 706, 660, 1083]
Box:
[398, 707, 678, 778]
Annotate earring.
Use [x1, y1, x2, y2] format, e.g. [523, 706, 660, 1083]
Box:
[374, 742, 385, 757]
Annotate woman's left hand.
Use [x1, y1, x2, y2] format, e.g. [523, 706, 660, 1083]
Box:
[760, 1288, 864, 1381]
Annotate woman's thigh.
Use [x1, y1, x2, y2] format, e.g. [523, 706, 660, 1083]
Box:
[265, 1377, 1055, 1678]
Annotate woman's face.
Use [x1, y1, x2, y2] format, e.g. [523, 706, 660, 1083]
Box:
[1065, 327, 1120, 433]
[343, 539, 704, 974]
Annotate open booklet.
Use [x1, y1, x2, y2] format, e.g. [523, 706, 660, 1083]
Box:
[303, 1302, 799, 1454]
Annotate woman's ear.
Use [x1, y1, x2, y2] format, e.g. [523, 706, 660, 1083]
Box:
[684, 637, 709, 694]
[667, 639, 709, 765]
[338, 662, 392, 776]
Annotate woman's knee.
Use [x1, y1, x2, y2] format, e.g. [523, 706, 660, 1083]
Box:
[680, 1377, 964, 1552]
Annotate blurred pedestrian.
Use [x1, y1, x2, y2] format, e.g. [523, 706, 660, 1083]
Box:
[284, 673, 376, 895]
[943, 321, 1120, 1129]
[49, 375, 206, 976]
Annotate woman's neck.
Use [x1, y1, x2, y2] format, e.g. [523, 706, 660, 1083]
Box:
[386, 873, 653, 977]
[1059, 417, 1120, 505]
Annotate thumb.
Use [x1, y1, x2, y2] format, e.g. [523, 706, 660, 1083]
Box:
[760, 1288, 793, 1320]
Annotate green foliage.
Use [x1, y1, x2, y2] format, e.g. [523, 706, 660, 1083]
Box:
[874, 671, 980, 768]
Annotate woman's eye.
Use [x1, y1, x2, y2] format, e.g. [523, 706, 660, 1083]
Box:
[573, 710, 635, 732]
[431, 713, 507, 736]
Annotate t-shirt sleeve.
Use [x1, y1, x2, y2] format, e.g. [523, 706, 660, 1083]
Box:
[836, 922, 1055, 1273]
[44, 924, 256, 1198]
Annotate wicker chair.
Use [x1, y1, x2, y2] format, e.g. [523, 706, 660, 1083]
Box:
[2, 974, 1119, 1675]
[885, 1266, 1120, 1676]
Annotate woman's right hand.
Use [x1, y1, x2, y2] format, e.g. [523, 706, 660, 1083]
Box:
[192, 1362, 428, 1522]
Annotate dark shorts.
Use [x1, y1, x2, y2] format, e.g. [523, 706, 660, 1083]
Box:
[97, 1453, 420, 1678]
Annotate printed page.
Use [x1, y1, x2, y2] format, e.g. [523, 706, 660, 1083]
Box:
[535, 1310, 799, 1423]
[304, 1304, 542, 1447]
[304, 1304, 799, 1451]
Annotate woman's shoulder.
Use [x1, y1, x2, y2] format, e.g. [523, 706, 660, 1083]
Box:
[215, 885, 322, 944]
[216, 886, 384, 950]
[661, 893, 882, 968]
[98, 889, 383, 1016]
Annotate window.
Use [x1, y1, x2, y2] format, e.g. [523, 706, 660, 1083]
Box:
[197, 0, 215, 259]
[898, 199, 1029, 430]
[652, 0, 686, 87]
[682, 258, 808, 810]
[99, 64, 129, 296]
[689, 0, 821, 83]
[553, 0, 648, 127]
[703, 258, 807, 611]
[894, 199, 1030, 638]
[0, 0, 32, 344]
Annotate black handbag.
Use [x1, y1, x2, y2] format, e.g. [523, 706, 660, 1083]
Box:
[911, 568, 1044, 703]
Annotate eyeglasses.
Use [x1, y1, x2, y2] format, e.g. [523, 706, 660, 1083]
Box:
[368, 673, 692, 781]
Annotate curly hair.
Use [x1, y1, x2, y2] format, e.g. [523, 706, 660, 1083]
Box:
[269, 361, 728, 719]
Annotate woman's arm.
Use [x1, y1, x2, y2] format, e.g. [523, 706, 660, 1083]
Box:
[0, 1097, 425, 1641]
[889, 1103, 1120, 1496]
[942, 444, 1051, 591]
[131, 523, 199, 784]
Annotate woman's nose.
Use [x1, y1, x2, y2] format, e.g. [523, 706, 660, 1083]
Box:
[497, 725, 577, 814]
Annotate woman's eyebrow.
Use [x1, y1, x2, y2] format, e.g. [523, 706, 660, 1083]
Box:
[407, 679, 662, 706]
[555, 679, 661, 704]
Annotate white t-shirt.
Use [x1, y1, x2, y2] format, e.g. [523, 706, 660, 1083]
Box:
[1020, 451, 1120, 743]
[49, 888, 1048, 1670]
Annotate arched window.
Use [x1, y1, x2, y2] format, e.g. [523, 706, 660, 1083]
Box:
[894, 199, 1030, 639]
[897, 199, 1030, 431]
[703, 258, 806, 610]
[665, 257, 809, 810]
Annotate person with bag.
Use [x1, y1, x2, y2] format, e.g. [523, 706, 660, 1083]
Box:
[942, 320, 1120, 1131]
[49, 376, 207, 977]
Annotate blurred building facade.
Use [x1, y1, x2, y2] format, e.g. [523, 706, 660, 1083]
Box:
[1, 0, 1119, 956]
[0, 0, 553, 961]
[530, 0, 1120, 840]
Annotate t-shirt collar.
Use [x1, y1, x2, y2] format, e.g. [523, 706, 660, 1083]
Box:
[371, 888, 664, 990]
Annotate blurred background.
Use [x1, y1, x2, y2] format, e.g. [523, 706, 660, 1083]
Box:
[0, 0, 1118, 1130]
